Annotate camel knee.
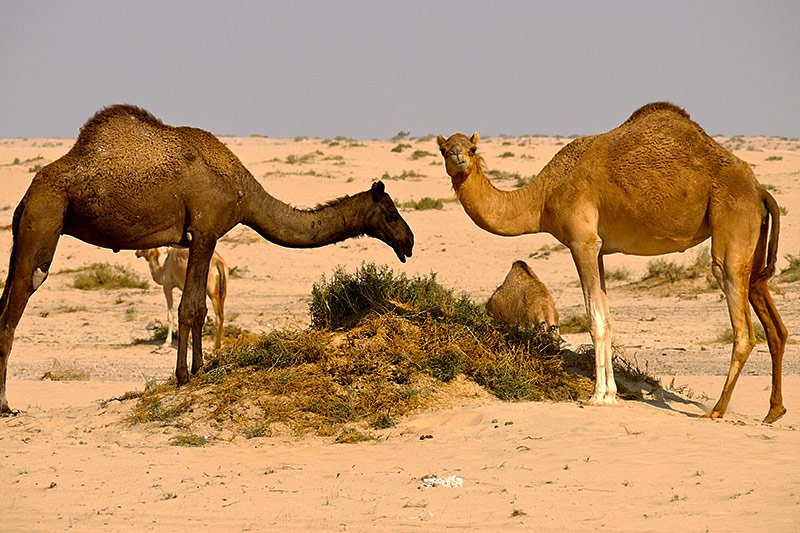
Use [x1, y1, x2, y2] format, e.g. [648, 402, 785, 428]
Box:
[731, 332, 756, 363]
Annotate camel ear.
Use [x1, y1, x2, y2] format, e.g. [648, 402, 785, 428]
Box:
[436, 135, 446, 147]
[470, 132, 480, 145]
[371, 181, 385, 202]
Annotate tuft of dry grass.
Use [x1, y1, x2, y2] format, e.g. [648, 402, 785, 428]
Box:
[776, 254, 800, 283]
[400, 197, 446, 211]
[560, 313, 590, 334]
[713, 323, 767, 344]
[41, 359, 91, 381]
[627, 247, 717, 295]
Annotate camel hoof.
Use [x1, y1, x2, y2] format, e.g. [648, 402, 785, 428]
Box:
[0, 406, 20, 417]
[175, 371, 190, 387]
[700, 410, 723, 420]
[586, 394, 618, 406]
[762, 406, 787, 425]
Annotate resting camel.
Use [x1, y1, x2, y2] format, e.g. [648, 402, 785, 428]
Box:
[136, 247, 228, 350]
[486, 260, 559, 338]
[438, 102, 787, 423]
[0, 104, 414, 415]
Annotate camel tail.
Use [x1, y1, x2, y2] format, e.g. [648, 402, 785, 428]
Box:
[757, 188, 781, 282]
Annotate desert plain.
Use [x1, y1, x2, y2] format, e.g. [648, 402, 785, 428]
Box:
[1, 127, 799, 531]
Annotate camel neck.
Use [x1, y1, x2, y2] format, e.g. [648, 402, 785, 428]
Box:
[145, 258, 165, 286]
[241, 179, 369, 248]
[453, 168, 545, 236]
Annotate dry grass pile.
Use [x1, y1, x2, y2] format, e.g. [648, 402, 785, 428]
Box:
[129, 263, 592, 440]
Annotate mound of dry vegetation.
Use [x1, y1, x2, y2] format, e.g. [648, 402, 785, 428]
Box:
[127, 263, 659, 442]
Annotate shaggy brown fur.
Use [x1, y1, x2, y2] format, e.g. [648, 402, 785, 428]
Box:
[486, 260, 559, 336]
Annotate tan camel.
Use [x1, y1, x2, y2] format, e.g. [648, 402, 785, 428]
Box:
[438, 102, 787, 423]
[136, 247, 228, 350]
[486, 260, 559, 337]
[0, 104, 414, 414]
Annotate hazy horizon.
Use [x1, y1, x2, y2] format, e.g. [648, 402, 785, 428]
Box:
[2, 1, 798, 139]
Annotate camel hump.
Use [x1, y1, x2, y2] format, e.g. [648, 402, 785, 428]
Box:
[624, 102, 690, 125]
[511, 259, 536, 278]
[76, 104, 165, 144]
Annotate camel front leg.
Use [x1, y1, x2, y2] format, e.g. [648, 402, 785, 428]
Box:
[571, 242, 617, 405]
[1, 194, 65, 413]
[180, 238, 215, 377]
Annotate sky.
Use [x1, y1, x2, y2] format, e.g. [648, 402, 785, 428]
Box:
[1, 1, 799, 139]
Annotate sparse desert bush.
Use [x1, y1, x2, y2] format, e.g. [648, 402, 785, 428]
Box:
[640, 247, 713, 286]
[169, 434, 207, 447]
[51, 304, 89, 314]
[285, 151, 323, 165]
[380, 170, 424, 181]
[776, 254, 800, 283]
[391, 143, 411, 153]
[605, 266, 632, 282]
[410, 150, 435, 160]
[228, 265, 249, 279]
[400, 197, 445, 211]
[499, 152, 515, 158]
[764, 155, 783, 161]
[335, 428, 375, 444]
[71, 263, 149, 290]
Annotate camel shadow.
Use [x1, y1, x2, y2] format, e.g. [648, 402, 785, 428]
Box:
[561, 346, 710, 419]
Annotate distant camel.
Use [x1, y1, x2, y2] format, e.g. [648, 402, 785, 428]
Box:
[486, 260, 559, 337]
[136, 247, 228, 349]
[0, 104, 414, 415]
[438, 102, 786, 423]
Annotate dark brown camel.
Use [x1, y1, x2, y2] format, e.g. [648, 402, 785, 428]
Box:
[0, 104, 414, 414]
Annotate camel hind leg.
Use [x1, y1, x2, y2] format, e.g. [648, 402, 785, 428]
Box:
[0, 192, 66, 414]
[748, 221, 788, 423]
[704, 218, 761, 421]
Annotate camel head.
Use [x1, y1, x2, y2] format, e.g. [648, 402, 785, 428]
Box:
[135, 248, 160, 263]
[363, 181, 414, 263]
[437, 132, 480, 185]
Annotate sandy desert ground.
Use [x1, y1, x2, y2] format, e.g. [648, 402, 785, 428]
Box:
[1, 128, 799, 531]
